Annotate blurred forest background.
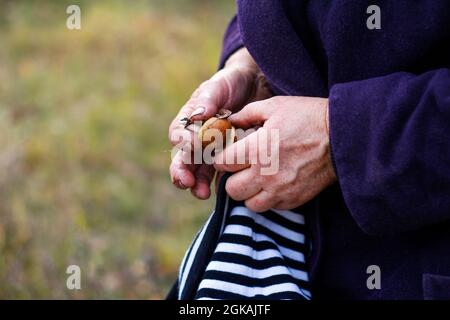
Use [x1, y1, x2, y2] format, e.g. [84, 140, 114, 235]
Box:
[0, 0, 234, 298]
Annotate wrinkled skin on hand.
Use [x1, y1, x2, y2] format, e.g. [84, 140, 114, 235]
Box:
[168, 48, 272, 199]
[214, 96, 337, 212]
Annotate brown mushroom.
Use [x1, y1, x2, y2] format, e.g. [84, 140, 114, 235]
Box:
[198, 116, 234, 149]
[181, 108, 237, 149]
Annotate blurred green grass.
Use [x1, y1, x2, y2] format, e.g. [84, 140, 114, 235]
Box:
[0, 0, 234, 298]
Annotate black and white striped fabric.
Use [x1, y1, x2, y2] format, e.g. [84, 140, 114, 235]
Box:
[168, 174, 311, 300]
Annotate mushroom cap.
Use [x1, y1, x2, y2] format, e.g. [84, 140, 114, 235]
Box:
[198, 117, 234, 149]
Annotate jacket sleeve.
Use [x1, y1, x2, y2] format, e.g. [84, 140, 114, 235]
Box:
[329, 69, 450, 235]
[218, 15, 244, 69]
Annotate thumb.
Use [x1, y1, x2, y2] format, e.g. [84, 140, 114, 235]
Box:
[228, 99, 274, 129]
[188, 75, 231, 122]
[190, 67, 260, 122]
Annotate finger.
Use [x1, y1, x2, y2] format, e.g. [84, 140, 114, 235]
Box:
[191, 165, 215, 200]
[245, 190, 278, 213]
[169, 124, 198, 152]
[174, 73, 232, 125]
[225, 167, 262, 201]
[273, 201, 297, 211]
[169, 66, 261, 146]
[228, 99, 275, 129]
[188, 79, 228, 121]
[213, 130, 259, 172]
[169, 80, 226, 146]
[169, 105, 201, 146]
[170, 150, 196, 189]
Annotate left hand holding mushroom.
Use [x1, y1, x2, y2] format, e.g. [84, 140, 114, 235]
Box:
[214, 96, 337, 212]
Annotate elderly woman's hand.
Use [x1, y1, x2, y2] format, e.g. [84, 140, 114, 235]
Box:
[169, 48, 272, 199]
[214, 96, 337, 212]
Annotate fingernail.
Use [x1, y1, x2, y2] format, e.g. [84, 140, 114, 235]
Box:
[178, 180, 187, 189]
[190, 106, 205, 118]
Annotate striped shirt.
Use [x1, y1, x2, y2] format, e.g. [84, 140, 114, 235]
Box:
[174, 188, 311, 300]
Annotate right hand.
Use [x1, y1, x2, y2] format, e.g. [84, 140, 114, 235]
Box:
[168, 48, 272, 199]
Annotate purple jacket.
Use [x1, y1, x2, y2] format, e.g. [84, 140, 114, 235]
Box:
[220, 0, 450, 299]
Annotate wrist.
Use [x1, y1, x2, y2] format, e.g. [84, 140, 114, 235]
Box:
[224, 48, 259, 74]
[323, 99, 337, 182]
[324, 98, 330, 137]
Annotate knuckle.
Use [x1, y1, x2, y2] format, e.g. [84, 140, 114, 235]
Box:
[245, 197, 268, 213]
[169, 117, 179, 133]
[170, 172, 179, 187]
[245, 199, 258, 212]
[246, 100, 260, 111]
[260, 175, 277, 190]
[198, 80, 211, 91]
[225, 180, 239, 198]
[282, 170, 298, 186]
[274, 201, 291, 210]
[269, 96, 282, 105]
[169, 164, 178, 179]
[168, 127, 179, 144]
[169, 171, 176, 184]
[191, 89, 199, 99]
[271, 95, 283, 104]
